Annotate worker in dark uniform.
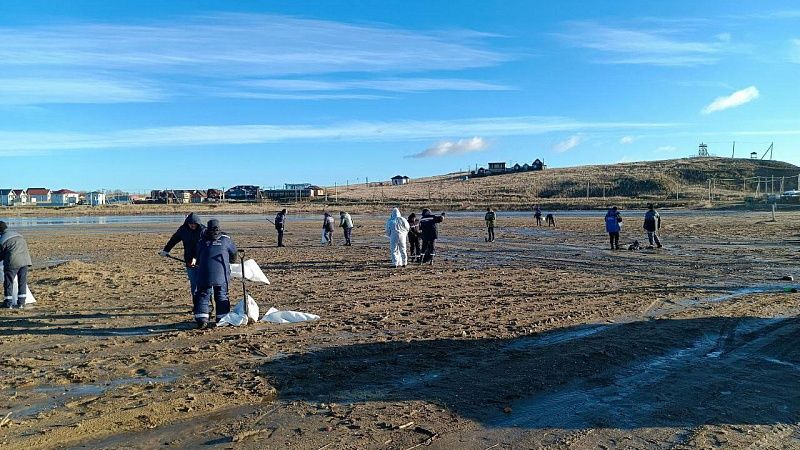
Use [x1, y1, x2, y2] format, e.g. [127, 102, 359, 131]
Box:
[192, 219, 237, 329]
[0, 221, 32, 309]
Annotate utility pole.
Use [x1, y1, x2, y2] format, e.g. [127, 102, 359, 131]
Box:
[586, 181, 590, 200]
[334, 182, 338, 203]
[731, 141, 735, 158]
[708, 179, 712, 202]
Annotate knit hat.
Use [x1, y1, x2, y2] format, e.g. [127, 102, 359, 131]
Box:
[207, 219, 220, 230]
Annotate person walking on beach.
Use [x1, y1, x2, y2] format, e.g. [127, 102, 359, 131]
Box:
[160, 213, 205, 297]
[485, 207, 497, 242]
[534, 205, 543, 226]
[385, 208, 410, 267]
[191, 219, 237, 329]
[274, 209, 287, 247]
[0, 221, 32, 309]
[322, 212, 335, 246]
[419, 209, 445, 264]
[407, 213, 422, 262]
[339, 211, 354, 246]
[643, 203, 662, 248]
[605, 206, 623, 250]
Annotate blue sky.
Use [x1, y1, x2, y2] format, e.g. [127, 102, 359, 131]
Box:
[1, 0, 799, 191]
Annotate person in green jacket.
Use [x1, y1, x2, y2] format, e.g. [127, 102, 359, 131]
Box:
[339, 211, 354, 246]
[485, 207, 497, 242]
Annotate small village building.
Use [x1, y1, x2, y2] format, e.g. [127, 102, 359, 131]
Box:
[284, 183, 312, 190]
[225, 185, 260, 201]
[308, 185, 325, 197]
[488, 162, 507, 174]
[0, 189, 16, 206]
[512, 163, 522, 172]
[206, 189, 223, 201]
[190, 190, 207, 203]
[51, 189, 80, 206]
[12, 190, 28, 205]
[27, 188, 51, 204]
[531, 159, 545, 170]
[87, 191, 106, 206]
[391, 175, 410, 186]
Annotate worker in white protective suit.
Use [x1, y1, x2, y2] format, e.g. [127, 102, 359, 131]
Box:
[385, 208, 410, 267]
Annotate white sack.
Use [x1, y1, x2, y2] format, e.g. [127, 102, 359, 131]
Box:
[320, 229, 327, 245]
[0, 262, 35, 305]
[260, 306, 319, 324]
[230, 259, 270, 284]
[216, 295, 260, 327]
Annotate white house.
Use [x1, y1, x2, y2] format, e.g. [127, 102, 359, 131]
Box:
[88, 191, 106, 206]
[12, 190, 27, 205]
[51, 189, 80, 206]
[391, 175, 410, 186]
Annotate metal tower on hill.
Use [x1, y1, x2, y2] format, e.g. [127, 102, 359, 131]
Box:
[698, 142, 709, 157]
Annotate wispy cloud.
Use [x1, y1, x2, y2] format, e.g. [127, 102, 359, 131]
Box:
[0, 116, 675, 154]
[551, 134, 584, 152]
[555, 20, 726, 66]
[619, 135, 635, 145]
[234, 77, 512, 93]
[701, 86, 759, 114]
[408, 137, 488, 158]
[0, 77, 164, 104]
[0, 13, 510, 104]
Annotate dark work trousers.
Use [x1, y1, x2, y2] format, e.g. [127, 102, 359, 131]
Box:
[487, 226, 495, 242]
[608, 232, 620, 249]
[277, 229, 284, 247]
[193, 284, 230, 324]
[647, 231, 662, 247]
[421, 239, 436, 263]
[409, 235, 421, 258]
[3, 265, 28, 307]
[343, 227, 352, 245]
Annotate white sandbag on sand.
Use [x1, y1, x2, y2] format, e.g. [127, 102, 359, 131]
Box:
[216, 295, 260, 327]
[260, 307, 319, 324]
[0, 262, 35, 305]
[230, 259, 270, 284]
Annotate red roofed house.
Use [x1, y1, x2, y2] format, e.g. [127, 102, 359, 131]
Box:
[26, 188, 51, 204]
[51, 189, 80, 206]
[12, 190, 28, 205]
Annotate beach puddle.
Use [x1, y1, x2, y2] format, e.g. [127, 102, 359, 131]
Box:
[502, 324, 609, 352]
[11, 369, 180, 418]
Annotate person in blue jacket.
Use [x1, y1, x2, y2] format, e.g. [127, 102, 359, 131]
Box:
[191, 219, 237, 329]
[605, 206, 623, 250]
[419, 209, 445, 264]
[160, 213, 205, 297]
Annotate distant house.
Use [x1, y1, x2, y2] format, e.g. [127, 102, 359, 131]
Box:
[522, 163, 531, 171]
[51, 189, 80, 206]
[487, 162, 507, 174]
[12, 190, 28, 205]
[225, 185, 260, 201]
[190, 190, 206, 203]
[531, 159, 545, 171]
[391, 175, 410, 186]
[206, 189, 223, 201]
[512, 163, 522, 172]
[27, 187, 51, 204]
[0, 189, 15, 206]
[308, 185, 325, 197]
[87, 191, 106, 206]
[477, 167, 488, 176]
[284, 183, 312, 190]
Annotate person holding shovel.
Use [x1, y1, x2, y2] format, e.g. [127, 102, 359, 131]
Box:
[160, 213, 205, 297]
[339, 211, 354, 246]
[419, 209, 445, 264]
[0, 221, 32, 309]
[274, 209, 287, 247]
[485, 207, 496, 242]
[191, 219, 237, 329]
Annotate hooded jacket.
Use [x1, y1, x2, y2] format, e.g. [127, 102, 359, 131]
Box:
[0, 230, 32, 269]
[274, 211, 286, 231]
[419, 209, 444, 241]
[407, 214, 420, 238]
[323, 213, 335, 232]
[164, 213, 206, 265]
[339, 212, 354, 229]
[385, 208, 410, 237]
[605, 209, 622, 233]
[195, 226, 237, 287]
[485, 210, 496, 227]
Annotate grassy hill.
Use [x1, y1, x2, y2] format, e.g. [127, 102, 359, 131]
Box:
[328, 157, 800, 209]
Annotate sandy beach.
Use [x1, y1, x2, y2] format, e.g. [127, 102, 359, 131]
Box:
[1, 209, 799, 449]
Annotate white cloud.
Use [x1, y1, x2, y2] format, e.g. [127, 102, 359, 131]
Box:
[0, 77, 164, 104]
[619, 135, 635, 145]
[551, 134, 584, 152]
[409, 137, 488, 158]
[235, 77, 512, 93]
[555, 21, 725, 66]
[715, 33, 732, 42]
[0, 116, 675, 154]
[0, 13, 510, 103]
[701, 86, 760, 114]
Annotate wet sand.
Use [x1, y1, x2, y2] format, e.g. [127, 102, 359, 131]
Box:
[1, 210, 799, 449]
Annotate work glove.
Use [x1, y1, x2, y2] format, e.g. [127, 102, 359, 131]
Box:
[159, 250, 169, 257]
